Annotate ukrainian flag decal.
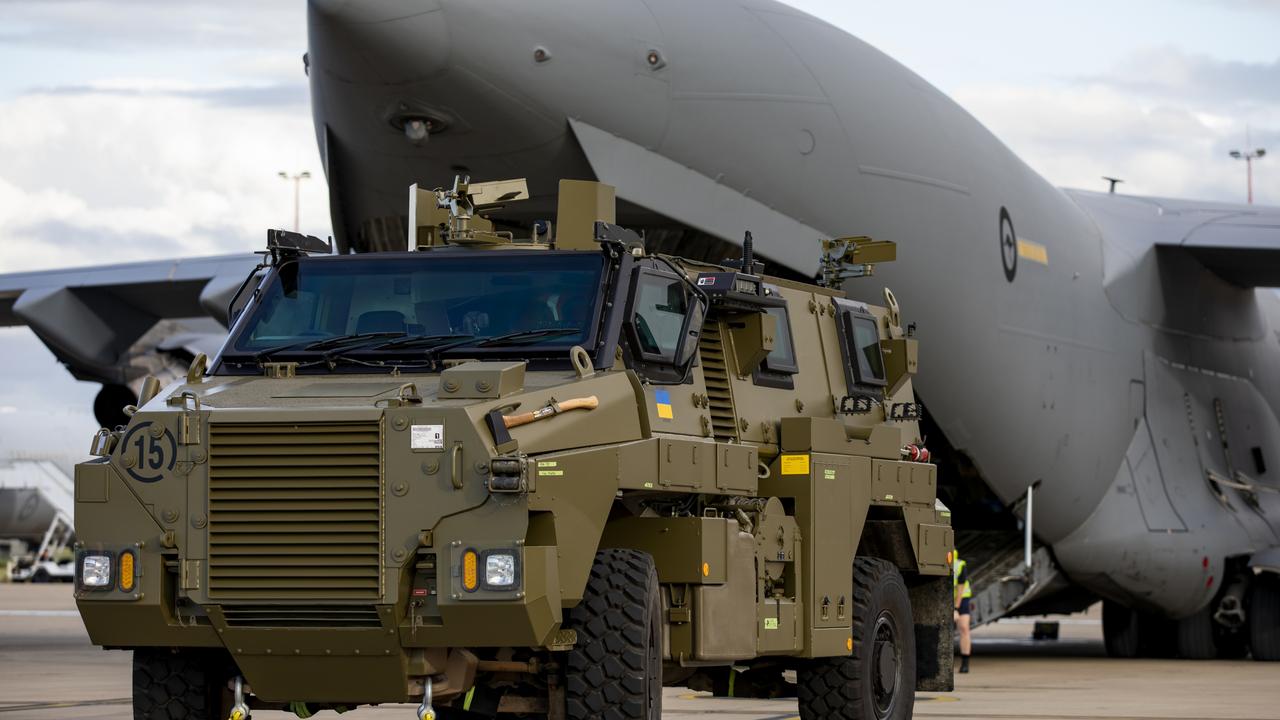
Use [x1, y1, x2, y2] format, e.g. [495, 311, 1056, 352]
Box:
[655, 389, 674, 420]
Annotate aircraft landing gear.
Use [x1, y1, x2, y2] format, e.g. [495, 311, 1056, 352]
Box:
[1247, 573, 1280, 661]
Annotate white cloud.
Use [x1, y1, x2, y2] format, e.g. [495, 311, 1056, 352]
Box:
[0, 87, 331, 272]
[954, 50, 1280, 203]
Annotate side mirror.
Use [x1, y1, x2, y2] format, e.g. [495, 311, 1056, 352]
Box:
[674, 297, 705, 368]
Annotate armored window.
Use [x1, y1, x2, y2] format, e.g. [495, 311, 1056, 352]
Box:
[834, 300, 886, 390]
[628, 269, 689, 364]
[753, 302, 798, 389]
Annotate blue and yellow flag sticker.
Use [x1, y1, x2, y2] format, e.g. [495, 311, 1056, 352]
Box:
[655, 389, 674, 420]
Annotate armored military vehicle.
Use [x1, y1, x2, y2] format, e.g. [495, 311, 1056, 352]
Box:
[72, 177, 954, 720]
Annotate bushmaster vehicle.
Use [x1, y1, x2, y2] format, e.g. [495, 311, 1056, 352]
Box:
[72, 178, 953, 720]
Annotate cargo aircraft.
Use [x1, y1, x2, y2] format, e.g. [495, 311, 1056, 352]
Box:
[2, 0, 1277, 660]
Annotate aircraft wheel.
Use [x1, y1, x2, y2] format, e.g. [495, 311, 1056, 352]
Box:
[1247, 574, 1280, 661]
[797, 557, 915, 720]
[133, 648, 234, 720]
[1102, 601, 1141, 658]
[31, 569, 51, 584]
[1175, 607, 1216, 660]
[1103, 601, 1174, 658]
[564, 549, 662, 719]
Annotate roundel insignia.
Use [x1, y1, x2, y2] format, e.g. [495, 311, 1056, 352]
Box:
[119, 421, 177, 483]
[999, 206, 1017, 282]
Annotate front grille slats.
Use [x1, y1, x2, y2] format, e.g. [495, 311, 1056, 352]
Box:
[221, 604, 382, 628]
[208, 422, 382, 604]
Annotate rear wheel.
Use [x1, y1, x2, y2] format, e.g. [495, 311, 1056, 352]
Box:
[798, 557, 915, 720]
[564, 549, 662, 719]
[1248, 574, 1280, 661]
[133, 648, 233, 720]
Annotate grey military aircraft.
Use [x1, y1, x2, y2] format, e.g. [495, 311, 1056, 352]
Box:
[3, 0, 1278, 660]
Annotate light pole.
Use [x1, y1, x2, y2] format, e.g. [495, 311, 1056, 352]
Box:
[1228, 140, 1266, 205]
[278, 171, 311, 231]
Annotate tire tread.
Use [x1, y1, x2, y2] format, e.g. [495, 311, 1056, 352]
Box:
[565, 549, 660, 720]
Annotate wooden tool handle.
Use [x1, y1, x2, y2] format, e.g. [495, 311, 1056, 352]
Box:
[503, 395, 599, 429]
[556, 396, 599, 412]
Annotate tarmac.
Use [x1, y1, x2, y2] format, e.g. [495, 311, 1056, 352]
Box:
[1, 584, 1276, 720]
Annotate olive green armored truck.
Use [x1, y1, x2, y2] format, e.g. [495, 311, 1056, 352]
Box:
[73, 177, 954, 720]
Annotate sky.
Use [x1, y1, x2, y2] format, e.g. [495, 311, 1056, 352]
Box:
[0, 0, 1277, 459]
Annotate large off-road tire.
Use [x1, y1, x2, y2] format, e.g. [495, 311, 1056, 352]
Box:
[564, 549, 662, 720]
[1247, 574, 1280, 661]
[133, 648, 233, 720]
[798, 557, 915, 720]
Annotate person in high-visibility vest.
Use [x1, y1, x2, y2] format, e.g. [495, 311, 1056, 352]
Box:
[953, 553, 972, 673]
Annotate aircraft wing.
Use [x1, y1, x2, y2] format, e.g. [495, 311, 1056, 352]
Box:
[1067, 190, 1280, 288]
[0, 254, 261, 387]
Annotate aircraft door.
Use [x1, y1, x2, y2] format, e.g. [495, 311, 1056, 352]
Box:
[1144, 353, 1279, 547]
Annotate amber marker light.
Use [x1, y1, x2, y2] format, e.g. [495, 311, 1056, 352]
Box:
[462, 549, 479, 592]
[118, 550, 136, 593]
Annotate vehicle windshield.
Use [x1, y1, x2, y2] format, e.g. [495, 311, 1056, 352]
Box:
[223, 252, 606, 363]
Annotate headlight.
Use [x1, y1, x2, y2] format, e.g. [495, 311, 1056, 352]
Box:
[485, 553, 517, 588]
[81, 554, 112, 588]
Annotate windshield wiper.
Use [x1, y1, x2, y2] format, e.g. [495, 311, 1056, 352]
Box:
[304, 331, 406, 351]
[241, 331, 408, 365]
[473, 328, 580, 347]
[372, 333, 474, 350]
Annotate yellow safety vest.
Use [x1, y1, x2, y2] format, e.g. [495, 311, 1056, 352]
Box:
[953, 557, 972, 599]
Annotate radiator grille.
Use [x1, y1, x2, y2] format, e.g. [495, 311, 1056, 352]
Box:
[699, 322, 738, 441]
[208, 422, 382, 601]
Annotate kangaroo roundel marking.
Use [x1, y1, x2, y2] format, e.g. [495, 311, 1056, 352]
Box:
[119, 421, 177, 483]
[999, 206, 1017, 282]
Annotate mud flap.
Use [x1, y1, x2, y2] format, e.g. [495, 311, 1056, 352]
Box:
[910, 574, 954, 691]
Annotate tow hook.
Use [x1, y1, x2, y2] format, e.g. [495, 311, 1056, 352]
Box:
[228, 676, 251, 720]
[416, 677, 435, 720]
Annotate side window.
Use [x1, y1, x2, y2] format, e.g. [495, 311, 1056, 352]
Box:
[834, 299, 886, 391]
[630, 270, 689, 363]
[753, 302, 798, 389]
[850, 314, 886, 385]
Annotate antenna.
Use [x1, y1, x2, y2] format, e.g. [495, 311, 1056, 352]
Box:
[1103, 177, 1123, 194]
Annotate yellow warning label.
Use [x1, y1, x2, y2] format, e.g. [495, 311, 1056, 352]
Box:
[1017, 238, 1048, 265]
[540, 470, 564, 477]
[764, 617, 779, 630]
[780, 454, 810, 475]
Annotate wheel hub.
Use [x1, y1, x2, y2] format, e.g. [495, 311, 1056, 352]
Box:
[872, 612, 900, 717]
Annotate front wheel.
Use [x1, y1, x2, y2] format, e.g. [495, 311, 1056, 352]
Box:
[798, 557, 915, 720]
[564, 549, 662, 719]
[133, 648, 233, 720]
